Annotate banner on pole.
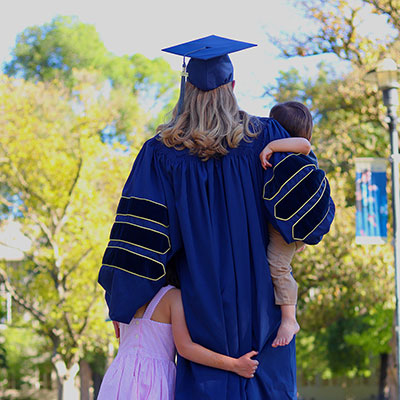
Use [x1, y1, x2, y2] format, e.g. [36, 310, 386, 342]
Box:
[355, 157, 388, 245]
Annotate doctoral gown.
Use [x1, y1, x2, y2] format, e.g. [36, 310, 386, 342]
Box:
[98, 117, 335, 400]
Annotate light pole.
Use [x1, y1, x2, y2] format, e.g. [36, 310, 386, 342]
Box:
[366, 58, 400, 399]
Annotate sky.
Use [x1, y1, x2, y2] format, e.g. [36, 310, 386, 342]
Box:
[0, 0, 390, 115]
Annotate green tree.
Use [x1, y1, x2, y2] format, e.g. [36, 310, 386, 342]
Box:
[0, 72, 139, 399]
[0, 16, 180, 399]
[4, 16, 109, 82]
[3, 16, 179, 141]
[0, 326, 47, 394]
[268, 0, 397, 66]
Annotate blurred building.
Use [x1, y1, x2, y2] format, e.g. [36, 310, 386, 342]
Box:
[0, 220, 31, 325]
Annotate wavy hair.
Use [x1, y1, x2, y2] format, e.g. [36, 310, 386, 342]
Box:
[157, 82, 258, 160]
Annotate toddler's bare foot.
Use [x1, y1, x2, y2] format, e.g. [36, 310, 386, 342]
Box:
[272, 319, 300, 348]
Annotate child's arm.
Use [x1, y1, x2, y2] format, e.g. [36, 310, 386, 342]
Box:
[112, 321, 120, 338]
[260, 137, 311, 169]
[169, 289, 258, 378]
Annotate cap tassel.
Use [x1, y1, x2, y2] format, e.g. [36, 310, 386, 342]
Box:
[177, 57, 188, 116]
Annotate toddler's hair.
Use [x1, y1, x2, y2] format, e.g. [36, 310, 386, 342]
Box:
[269, 101, 313, 140]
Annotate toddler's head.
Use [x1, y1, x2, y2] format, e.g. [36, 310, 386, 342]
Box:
[269, 101, 313, 141]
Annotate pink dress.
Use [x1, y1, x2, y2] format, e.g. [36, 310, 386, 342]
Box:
[98, 285, 177, 399]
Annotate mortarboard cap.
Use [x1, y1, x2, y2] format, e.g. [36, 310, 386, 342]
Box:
[162, 35, 256, 114]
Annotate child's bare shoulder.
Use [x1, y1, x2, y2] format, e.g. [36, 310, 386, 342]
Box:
[163, 287, 180, 298]
[164, 288, 182, 305]
[166, 287, 181, 298]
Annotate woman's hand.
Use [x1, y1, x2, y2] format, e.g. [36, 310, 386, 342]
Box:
[232, 351, 259, 378]
[259, 145, 273, 169]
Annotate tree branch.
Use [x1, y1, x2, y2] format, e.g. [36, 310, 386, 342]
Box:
[28, 213, 62, 286]
[77, 283, 98, 336]
[365, 0, 400, 30]
[55, 155, 83, 236]
[0, 144, 49, 211]
[0, 195, 21, 209]
[63, 311, 78, 347]
[0, 267, 47, 324]
[61, 248, 92, 285]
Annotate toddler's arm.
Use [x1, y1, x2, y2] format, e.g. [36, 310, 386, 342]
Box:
[260, 137, 311, 169]
[169, 289, 258, 378]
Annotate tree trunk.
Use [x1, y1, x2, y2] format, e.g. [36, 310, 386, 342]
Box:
[79, 359, 92, 400]
[92, 371, 103, 400]
[88, 350, 108, 400]
[53, 358, 80, 400]
[379, 353, 389, 400]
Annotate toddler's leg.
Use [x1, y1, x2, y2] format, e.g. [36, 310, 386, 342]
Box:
[267, 225, 300, 347]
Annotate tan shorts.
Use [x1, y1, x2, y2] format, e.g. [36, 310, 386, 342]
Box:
[267, 224, 302, 305]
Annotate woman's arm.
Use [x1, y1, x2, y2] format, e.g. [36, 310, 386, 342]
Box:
[260, 137, 311, 169]
[169, 289, 258, 378]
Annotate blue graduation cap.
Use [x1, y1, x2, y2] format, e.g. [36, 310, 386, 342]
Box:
[162, 35, 256, 114]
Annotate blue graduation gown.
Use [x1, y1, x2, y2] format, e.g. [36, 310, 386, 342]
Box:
[98, 117, 334, 399]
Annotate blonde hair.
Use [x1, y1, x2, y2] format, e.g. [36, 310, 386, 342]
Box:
[157, 82, 258, 160]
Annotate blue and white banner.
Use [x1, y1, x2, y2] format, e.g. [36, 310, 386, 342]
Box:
[355, 158, 388, 244]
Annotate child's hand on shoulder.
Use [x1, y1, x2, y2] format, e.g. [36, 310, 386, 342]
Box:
[259, 145, 273, 169]
[232, 350, 259, 378]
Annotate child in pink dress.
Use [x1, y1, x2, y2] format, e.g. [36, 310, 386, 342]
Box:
[98, 275, 259, 399]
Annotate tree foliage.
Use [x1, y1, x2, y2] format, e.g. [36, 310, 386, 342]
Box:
[3, 16, 179, 142]
[0, 16, 181, 398]
[0, 326, 48, 393]
[4, 16, 109, 82]
[269, 0, 398, 66]
[0, 72, 138, 397]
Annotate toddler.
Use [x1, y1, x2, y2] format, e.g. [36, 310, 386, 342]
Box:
[260, 101, 314, 348]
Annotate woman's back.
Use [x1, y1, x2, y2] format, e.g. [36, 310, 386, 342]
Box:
[141, 118, 298, 399]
